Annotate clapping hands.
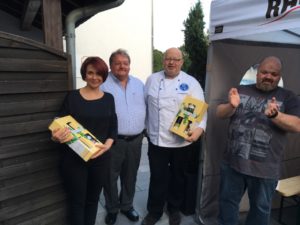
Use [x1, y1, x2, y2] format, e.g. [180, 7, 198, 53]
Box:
[265, 97, 279, 118]
[229, 88, 240, 108]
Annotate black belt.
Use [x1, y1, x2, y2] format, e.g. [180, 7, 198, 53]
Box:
[117, 133, 141, 141]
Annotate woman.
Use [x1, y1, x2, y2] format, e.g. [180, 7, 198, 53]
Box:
[51, 57, 117, 225]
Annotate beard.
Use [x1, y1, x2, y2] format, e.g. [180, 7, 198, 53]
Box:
[256, 79, 278, 92]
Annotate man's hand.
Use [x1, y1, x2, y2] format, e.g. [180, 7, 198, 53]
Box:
[265, 97, 279, 118]
[229, 88, 240, 108]
[216, 88, 240, 118]
[185, 127, 204, 142]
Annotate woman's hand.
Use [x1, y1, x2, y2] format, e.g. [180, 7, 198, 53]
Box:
[51, 128, 72, 143]
[90, 138, 114, 159]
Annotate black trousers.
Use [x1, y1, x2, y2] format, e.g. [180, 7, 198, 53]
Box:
[61, 149, 110, 225]
[146, 142, 194, 217]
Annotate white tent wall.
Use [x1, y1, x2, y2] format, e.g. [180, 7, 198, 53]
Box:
[198, 1, 300, 223]
[200, 39, 300, 225]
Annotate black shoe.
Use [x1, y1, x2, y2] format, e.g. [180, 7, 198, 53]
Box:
[141, 213, 160, 225]
[105, 212, 118, 225]
[121, 207, 139, 221]
[168, 211, 181, 225]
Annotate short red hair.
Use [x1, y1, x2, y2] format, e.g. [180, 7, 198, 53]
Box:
[80, 57, 108, 81]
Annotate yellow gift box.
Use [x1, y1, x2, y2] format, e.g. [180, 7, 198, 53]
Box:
[170, 96, 208, 139]
[49, 115, 102, 161]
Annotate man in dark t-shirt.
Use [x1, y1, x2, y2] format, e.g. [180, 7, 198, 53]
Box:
[216, 56, 300, 225]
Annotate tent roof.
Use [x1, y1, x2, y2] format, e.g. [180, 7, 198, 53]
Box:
[209, 0, 300, 44]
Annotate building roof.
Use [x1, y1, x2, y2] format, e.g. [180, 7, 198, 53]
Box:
[0, 0, 119, 31]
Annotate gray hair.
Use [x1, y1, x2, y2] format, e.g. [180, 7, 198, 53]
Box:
[109, 49, 131, 66]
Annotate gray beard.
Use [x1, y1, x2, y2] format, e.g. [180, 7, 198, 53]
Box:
[256, 83, 276, 92]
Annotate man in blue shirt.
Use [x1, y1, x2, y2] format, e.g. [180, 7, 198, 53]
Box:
[101, 49, 146, 225]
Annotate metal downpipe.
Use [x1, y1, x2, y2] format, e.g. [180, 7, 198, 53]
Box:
[65, 0, 125, 88]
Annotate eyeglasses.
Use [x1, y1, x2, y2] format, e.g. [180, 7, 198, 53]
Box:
[164, 58, 182, 62]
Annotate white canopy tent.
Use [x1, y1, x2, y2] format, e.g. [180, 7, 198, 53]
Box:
[209, 0, 300, 42]
[197, 1, 300, 224]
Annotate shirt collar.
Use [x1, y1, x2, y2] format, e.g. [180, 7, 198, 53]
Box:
[162, 71, 182, 80]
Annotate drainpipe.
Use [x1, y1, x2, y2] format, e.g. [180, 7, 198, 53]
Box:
[65, 0, 125, 88]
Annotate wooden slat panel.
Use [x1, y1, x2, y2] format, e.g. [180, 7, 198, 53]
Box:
[0, 72, 68, 80]
[0, 92, 66, 101]
[0, 186, 65, 221]
[0, 119, 52, 138]
[0, 48, 66, 60]
[0, 169, 61, 201]
[5, 203, 68, 225]
[0, 153, 60, 180]
[0, 112, 54, 124]
[0, 31, 69, 224]
[0, 112, 55, 138]
[0, 37, 37, 50]
[0, 137, 56, 160]
[0, 92, 66, 117]
[0, 32, 67, 59]
[0, 98, 63, 116]
[1, 167, 59, 188]
[2, 149, 57, 167]
[0, 133, 59, 160]
[0, 58, 68, 72]
[0, 80, 68, 94]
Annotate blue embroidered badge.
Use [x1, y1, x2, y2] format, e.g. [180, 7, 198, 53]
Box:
[179, 83, 189, 91]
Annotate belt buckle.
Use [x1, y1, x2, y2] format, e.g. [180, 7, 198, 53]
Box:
[124, 136, 130, 140]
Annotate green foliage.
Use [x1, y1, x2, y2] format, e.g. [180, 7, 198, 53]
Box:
[152, 47, 191, 74]
[183, 0, 208, 87]
[179, 45, 191, 73]
[152, 1, 208, 83]
[153, 49, 163, 73]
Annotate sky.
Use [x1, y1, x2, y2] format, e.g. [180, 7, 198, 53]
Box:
[153, 0, 211, 51]
[75, 0, 212, 84]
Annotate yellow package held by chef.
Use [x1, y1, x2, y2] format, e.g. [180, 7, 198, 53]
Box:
[170, 96, 208, 139]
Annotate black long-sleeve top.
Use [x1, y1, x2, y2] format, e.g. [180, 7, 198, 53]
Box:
[58, 90, 118, 144]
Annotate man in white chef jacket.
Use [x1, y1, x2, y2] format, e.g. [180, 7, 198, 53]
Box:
[142, 47, 207, 225]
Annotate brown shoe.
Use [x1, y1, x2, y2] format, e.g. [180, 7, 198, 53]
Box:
[168, 211, 181, 225]
[141, 213, 160, 225]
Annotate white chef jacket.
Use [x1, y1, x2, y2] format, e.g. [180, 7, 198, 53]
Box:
[145, 70, 207, 148]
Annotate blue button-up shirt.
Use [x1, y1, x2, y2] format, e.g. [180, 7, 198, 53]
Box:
[101, 72, 146, 135]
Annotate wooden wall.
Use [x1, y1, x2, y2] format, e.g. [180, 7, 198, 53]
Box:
[0, 32, 71, 224]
